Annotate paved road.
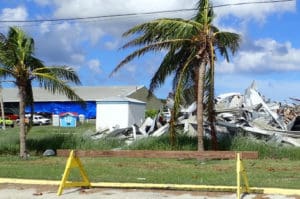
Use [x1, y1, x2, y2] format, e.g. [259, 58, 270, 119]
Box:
[0, 185, 299, 199]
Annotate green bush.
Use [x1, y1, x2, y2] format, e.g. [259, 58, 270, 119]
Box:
[230, 135, 300, 160]
[2, 124, 300, 160]
[145, 109, 159, 118]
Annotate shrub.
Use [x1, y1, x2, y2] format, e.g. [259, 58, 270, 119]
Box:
[145, 109, 159, 118]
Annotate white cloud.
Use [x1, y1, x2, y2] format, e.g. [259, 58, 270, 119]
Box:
[52, 0, 197, 18]
[124, 64, 136, 73]
[217, 38, 300, 74]
[215, 74, 300, 102]
[43, 0, 198, 42]
[213, 0, 296, 23]
[85, 26, 105, 45]
[104, 39, 121, 50]
[35, 21, 85, 66]
[88, 59, 102, 74]
[71, 54, 85, 63]
[0, 6, 28, 20]
[39, 22, 51, 34]
[31, 0, 296, 68]
[33, 0, 52, 6]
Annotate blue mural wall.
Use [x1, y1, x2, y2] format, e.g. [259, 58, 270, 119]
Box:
[25, 101, 96, 119]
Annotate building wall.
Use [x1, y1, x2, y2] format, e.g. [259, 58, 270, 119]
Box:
[24, 101, 96, 119]
[96, 102, 129, 131]
[4, 86, 163, 119]
[128, 103, 145, 127]
[96, 101, 146, 132]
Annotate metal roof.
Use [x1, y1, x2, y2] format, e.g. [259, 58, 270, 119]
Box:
[2, 85, 145, 102]
[97, 96, 146, 104]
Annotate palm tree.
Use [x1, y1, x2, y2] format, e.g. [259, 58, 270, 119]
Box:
[0, 84, 5, 130]
[111, 0, 240, 150]
[0, 27, 83, 158]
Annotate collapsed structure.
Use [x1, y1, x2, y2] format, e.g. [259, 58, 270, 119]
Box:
[215, 82, 300, 146]
[92, 82, 300, 147]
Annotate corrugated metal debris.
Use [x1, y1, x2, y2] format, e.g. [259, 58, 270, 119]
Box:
[91, 81, 300, 147]
[215, 81, 300, 146]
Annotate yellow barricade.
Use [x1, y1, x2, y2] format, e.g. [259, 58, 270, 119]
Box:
[55, 151, 300, 198]
[236, 152, 250, 199]
[57, 150, 91, 196]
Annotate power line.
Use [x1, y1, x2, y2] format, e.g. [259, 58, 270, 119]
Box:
[213, 0, 293, 7]
[0, 0, 294, 23]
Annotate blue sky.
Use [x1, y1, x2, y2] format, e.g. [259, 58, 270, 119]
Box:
[0, 0, 299, 102]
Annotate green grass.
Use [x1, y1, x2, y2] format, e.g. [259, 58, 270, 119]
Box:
[1, 124, 300, 189]
[230, 136, 300, 160]
[0, 156, 299, 189]
[0, 123, 126, 155]
[1, 124, 300, 160]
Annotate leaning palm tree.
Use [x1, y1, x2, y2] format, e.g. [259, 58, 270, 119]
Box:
[111, 0, 240, 150]
[0, 27, 83, 158]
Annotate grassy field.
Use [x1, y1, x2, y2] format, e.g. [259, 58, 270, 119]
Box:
[0, 123, 300, 189]
[0, 156, 299, 189]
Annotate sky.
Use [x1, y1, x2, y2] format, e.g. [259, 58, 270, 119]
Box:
[0, 0, 299, 103]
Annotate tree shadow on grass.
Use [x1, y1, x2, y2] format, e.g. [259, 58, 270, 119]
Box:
[26, 134, 76, 155]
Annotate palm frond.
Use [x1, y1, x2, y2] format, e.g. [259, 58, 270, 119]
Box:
[31, 66, 83, 103]
[34, 66, 81, 85]
[37, 75, 83, 102]
[173, 51, 197, 117]
[0, 33, 5, 42]
[149, 45, 195, 93]
[193, 0, 214, 24]
[26, 56, 45, 70]
[169, 52, 197, 146]
[215, 32, 241, 61]
[123, 18, 203, 42]
[111, 39, 191, 76]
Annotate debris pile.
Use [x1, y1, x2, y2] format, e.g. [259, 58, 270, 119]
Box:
[92, 81, 300, 147]
[215, 82, 300, 146]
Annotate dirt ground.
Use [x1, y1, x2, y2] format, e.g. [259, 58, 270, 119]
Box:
[0, 184, 299, 199]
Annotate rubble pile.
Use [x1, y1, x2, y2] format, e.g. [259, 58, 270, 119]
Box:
[92, 81, 300, 147]
[215, 82, 300, 146]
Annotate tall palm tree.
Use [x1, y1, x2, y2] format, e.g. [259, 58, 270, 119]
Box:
[0, 27, 83, 158]
[111, 0, 240, 150]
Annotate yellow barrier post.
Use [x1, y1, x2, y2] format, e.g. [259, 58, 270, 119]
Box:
[236, 153, 250, 199]
[57, 150, 91, 196]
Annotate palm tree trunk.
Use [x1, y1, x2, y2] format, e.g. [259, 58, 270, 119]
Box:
[0, 88, 5, 130]
[19, 86, 27, 159]
[208, 42, 218, 150]
[169, 108, 176, 148]
[197, 62, 206, 151]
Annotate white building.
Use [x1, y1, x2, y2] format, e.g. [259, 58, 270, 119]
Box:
[96, 96, 146, 131]
[2, 85, 163, 119]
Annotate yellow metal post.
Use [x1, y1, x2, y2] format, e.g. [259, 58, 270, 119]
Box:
[236, 153, 241, 199]
[240, 159, 250, 193]
[57, 150, 91, 196]
[236, 152, 250, 199]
